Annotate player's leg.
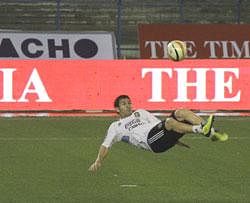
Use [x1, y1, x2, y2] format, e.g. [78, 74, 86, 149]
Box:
[165, 109, 228, 143]
[162, 118, 228, 149]
[172, 109, 214, 136]
[164, 117, 202, 134]
[173, 109, 204, 125]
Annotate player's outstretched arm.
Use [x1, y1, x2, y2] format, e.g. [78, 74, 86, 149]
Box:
[88, 145, 109, 172]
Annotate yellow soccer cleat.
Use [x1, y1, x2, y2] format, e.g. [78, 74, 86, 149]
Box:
[202, 115, 215, 137]
[210, 129, 229, 142]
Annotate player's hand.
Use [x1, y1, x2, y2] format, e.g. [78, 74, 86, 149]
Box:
[88, 160, 101, 172]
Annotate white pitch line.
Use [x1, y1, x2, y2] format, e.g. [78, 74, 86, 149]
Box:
[120, 184, 138, 187]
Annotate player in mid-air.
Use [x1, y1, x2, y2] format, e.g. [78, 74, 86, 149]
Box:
[89, 95, 228, 172]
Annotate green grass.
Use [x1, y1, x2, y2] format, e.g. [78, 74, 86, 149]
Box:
[0, 116, 249, 203]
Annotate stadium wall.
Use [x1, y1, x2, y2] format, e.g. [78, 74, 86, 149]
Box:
[0, 0, 250, 58]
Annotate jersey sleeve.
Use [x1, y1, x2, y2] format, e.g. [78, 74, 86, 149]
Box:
[101, 123, 117, 148]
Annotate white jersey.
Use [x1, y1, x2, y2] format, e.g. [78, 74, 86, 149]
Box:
[102, 109, 161, 151]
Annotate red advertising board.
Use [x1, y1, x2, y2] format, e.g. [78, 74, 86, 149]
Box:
[138, 24, 250, 59]
[0, 59, 249, 111]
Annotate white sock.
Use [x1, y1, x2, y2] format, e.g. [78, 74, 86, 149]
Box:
[192, 124, 202, 133]
[210, 127, 215, 135]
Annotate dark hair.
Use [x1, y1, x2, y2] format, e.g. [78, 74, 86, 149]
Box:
[114, 95, 130, 108]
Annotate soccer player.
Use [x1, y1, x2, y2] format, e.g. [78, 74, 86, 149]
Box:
[88, 95, 228, 172]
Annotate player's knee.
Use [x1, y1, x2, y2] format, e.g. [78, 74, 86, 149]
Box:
[174, 109, 189, 121]
[165, 118, 176, 131]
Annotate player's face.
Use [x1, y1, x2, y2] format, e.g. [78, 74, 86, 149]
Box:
[117, 98, 132, 118]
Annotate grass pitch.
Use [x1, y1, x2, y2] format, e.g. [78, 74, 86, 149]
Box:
[0, 116, 249, 203]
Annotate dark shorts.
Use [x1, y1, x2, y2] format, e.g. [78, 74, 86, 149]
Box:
[147, 120, 184, 153]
